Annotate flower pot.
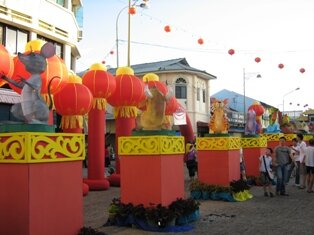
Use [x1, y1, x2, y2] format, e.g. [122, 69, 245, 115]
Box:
[190, 190, 202, 200]
[202, 191, 210, 200]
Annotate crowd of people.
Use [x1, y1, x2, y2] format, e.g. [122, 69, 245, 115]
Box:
[259, 134, 314, 197]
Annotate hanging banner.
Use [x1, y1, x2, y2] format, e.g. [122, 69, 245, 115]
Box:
[173, 111, 187, 125]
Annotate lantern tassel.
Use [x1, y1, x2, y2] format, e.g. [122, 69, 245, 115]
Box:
[114, 106, 138, 118]
[92, 98, 106, 110]
[60, 115, 83, 129]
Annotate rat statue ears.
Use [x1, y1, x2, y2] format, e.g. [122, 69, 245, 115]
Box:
[40, 42, 56, 59]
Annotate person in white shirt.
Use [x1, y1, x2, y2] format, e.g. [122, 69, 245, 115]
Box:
[259, 147, 275, 197]
[290, 138, 300, 186]
[296, 133, 307, 189]
[304, 138, 314, 193]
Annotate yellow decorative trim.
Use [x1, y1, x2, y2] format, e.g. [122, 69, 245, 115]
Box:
[241, 137, 267, 148]
[260, 133, 285, 142]
[284, 134, 296, 141]
[197, 137, 241, 150]
[0, 132, 85, 163]
[118, 136, 185, 155]
[304, 134, 313, 141]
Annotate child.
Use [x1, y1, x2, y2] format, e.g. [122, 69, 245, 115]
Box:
[184, 143, 197, 180]
[259, 147, 275, 197]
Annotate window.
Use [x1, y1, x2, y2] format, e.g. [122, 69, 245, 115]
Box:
[56, 0, 65, 7]
[37, 35, 64, 58]
[2, 25, 29, 55]
[197, 88, 200, 101]
[175, 78, 187, 99]
[202, 89, 206, 103]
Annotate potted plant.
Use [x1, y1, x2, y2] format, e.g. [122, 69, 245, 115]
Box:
[145, 204, 176, 228]
[189, 179, 203, 199]
[169, 198, 200, 225]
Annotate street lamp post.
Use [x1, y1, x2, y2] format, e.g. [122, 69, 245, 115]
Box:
[282, 87, 300, 115]
[243, 68, 261, 126]
[115, 0, 148, 68]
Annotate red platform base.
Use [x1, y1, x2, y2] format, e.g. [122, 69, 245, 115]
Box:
[198, 149, 240, 186]
[243, 147, 266, 177]
[120, 154, 184, 207]
[0, 162, 83, 235]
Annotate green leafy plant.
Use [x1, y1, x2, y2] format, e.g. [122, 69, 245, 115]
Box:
[145, 203, 176, 228]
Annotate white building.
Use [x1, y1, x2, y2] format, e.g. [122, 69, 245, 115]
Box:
[0, 0, 82, 71]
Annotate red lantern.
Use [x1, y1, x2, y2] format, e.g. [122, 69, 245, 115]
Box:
[10, 53, 68, 95]
[278, 63, 284, 69]
[197, 38, 204, 45]
[82, 63, 116, 110]
[54, 82, 93, 129]
[110, 50, 114, 55]
[107, 67, 145, 117]
[300, 68, 305, 73]
[0, 44, 14, 87]
[164, 25, 171, 33]
[129, 6, 136, 15]
[165, 97, 179, 115]
[228, 49, 235, 56]
[255, 57, 261, 63]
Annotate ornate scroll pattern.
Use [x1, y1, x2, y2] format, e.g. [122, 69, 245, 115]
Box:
[0, 133, 84, 163]
[261, 133, 296, 142]
[118, 136, 184, 155]
[241, 137, 267, 148]
[0, 134, 26, 162]
[197, 137, 241, 150]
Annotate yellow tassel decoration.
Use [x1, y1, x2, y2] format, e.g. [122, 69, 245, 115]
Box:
[61, 115, 83, 129]
[114, 106, 138, 118]
[92, 98, 106, 110]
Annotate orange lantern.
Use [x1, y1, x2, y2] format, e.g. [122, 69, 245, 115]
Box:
[255, 57, 261, 63]
[82, 63, 116, 110]
[197, 38, 204, 45]
[0, 44, 14, 87]
[278, 63, 284, 69]
[129, 6, 136, 15]
[107, 67, 145, 118]
[299, 68, 305, 73]
[164, 25, 171, 33]
[228, 49, 235, 56]
[54, 81, 93, 129]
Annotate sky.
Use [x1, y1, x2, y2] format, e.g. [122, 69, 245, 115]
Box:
[77, 0, 314, 112]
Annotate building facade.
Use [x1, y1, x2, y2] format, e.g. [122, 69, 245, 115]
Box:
[0, 0, 82, 71]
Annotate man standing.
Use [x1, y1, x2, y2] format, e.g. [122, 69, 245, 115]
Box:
[274, 136, 292, 196]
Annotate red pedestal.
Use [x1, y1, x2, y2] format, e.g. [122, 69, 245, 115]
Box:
[241, 136, 267, 177]
[121, 154, 184, 207]
[0, 162, 83, 235]
[242, 147, 266, 177]
[119, 135, 185, 207]
[198, 149, 240, 186]
[197, 137, 241, 186]
[0, 131, 85, 235]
